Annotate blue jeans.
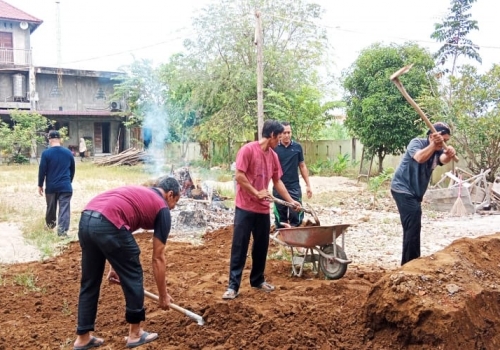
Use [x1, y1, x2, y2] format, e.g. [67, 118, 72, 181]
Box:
[45, 192, 72, 235]
[227, 207, 271, 292]
[76, 211, 144, 335]
[391, 190, 422, 265]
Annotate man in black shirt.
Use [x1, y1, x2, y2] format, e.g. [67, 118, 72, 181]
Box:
[273, 122, 312, 227]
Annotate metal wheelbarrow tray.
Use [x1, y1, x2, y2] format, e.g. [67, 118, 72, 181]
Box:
[270, 224, 352, 280]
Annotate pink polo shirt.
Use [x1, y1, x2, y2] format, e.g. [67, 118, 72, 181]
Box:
[235, 141, 282, 214]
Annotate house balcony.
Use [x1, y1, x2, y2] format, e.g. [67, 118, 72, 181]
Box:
[0, 48, 32, 67]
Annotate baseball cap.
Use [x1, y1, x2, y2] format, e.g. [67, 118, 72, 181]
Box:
[48, 130, 61, 139]
[427, 122, 451, 136]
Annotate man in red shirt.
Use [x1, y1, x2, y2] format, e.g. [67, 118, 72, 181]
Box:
[72, 176, 180, 350]
[222, 120, 301, 300]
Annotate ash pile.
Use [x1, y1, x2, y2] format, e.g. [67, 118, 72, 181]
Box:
[144, 167, 234, 238]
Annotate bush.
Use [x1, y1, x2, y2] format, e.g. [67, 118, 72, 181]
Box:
[309, 154, 352, 176]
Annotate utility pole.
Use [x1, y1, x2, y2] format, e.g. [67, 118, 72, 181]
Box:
[56, 0, 63, 110]
[255, 11, 264, 140]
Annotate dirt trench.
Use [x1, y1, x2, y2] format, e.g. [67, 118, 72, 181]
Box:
[0, 227, 499, 349]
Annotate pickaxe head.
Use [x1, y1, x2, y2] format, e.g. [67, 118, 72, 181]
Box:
[390, 63, 414, 81]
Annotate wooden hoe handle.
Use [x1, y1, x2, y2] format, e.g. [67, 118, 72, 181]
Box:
[390, 66, 459, 162]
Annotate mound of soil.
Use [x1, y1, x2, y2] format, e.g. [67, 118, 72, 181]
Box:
[0, 226, 499, 349]
[366, 233, 500, 349]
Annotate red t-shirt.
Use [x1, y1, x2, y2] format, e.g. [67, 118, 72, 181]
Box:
[235, 141, 282, 214]
[85, 186, 170, 242]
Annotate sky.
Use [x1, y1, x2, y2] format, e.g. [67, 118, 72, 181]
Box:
[7, 0, 500, 76]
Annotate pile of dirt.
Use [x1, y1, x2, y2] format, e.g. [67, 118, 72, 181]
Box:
[1, 224, 500, 349]
[366, 233, 500, 349]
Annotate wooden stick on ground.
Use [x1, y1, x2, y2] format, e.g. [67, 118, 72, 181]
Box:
[450, 175, 467, 217]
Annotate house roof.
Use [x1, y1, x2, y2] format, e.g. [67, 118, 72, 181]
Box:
[0, 0, 43, 33]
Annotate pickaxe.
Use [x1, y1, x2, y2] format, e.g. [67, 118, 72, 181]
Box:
[390, 64, 459, 162]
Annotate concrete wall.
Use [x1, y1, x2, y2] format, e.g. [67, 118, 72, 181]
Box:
[36, 74, 116, 112]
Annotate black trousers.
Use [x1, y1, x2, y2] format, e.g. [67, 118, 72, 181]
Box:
[76, 210, 145, 335]
[272, 187, 303, 227]
[227, 207, 271, 292]
[45, 192, 72, 235]
[391, 190, 422, 265]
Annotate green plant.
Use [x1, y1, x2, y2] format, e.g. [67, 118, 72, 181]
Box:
[268, 246, 292, 261]
[10, 153, 29, 164]
[13, 270, 41, 292]
[61, 299, 72, 316]
[332, 154, 350, 176]
[309, 154, 352, 176]
[0, 267, 5, 286]
[368, 167, 395, 195]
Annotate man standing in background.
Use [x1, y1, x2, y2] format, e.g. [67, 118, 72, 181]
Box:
[38, 130, 75, 237]
[273, 122, 312, 228]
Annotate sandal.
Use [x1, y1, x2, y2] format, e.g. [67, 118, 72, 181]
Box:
[253, 281, 275, 292]
[222, 288, 239, 300]
[73, 336, 104, 350]
[126, 332, 158, 348]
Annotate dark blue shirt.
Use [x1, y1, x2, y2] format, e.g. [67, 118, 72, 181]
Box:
[273, 140, 304, 190]
[391, 138, 443, 201]
[38, 146, 75, 194]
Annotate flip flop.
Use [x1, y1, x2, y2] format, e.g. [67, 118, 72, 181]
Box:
[73, 336, 104, 350]
[222, 288, 239, 300]
[253, 281, 275, 292]
[126, 332, 158, 348]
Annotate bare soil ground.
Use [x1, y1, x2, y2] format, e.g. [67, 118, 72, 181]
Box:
[1, 176, 500, 349]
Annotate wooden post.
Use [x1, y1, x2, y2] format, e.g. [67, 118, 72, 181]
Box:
[255, 11, 264, 140]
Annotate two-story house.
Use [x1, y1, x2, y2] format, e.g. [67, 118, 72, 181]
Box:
[0, 0, 130, 157]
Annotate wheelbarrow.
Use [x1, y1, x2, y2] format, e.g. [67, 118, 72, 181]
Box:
[270, 224, 352, 280]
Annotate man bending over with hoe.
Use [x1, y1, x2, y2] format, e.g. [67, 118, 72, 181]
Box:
[72, 176, 180, 349]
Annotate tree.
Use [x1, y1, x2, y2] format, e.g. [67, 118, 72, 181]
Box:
[343, 43, 437, 173]
[113, 59, 172, 155]
[264, 86, 340, 141]
[0, 111, 55, 163]
[431, 0, 481, 76]
[445, 65, 500, 181]
[178, 0, 329, 141]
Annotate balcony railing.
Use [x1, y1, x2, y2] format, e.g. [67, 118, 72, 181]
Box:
[0, 48, 32, 66]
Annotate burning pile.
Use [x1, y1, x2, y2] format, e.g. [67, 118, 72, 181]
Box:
[143, 167, 233, 234]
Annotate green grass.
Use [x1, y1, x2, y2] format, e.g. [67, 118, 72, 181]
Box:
[0, 161, 238, 260]
[61, 299, 72, 316]
[13, 269, 42, 292]
[0, 266, 5, 286]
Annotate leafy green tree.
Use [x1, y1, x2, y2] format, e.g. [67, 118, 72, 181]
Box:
[446, 65, 500, 181]
[113, 59, 166, 129]
[0, 111, 54, 163]
[264, 86, 340, 141]
[343, 42, 437, 172]
[178, 0, 329, 142]
[431, 0, 481, 76]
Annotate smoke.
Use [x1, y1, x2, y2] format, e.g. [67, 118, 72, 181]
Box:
[143, 104, 169, 176]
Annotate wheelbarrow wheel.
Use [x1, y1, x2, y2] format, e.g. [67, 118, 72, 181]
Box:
[319, 244, 348, 280]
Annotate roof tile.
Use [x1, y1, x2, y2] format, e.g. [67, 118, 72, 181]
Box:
[0, 0, 43, 24]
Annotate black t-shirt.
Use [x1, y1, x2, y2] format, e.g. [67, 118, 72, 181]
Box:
[273, 140, 304, 190]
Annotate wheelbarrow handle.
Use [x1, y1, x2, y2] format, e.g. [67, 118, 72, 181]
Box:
[270, 196, 311, 214]
[270, 195, 321, 226]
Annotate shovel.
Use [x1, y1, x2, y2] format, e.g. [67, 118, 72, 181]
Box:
[144, 290, 205, 326]
[270, 195, 321, 226]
